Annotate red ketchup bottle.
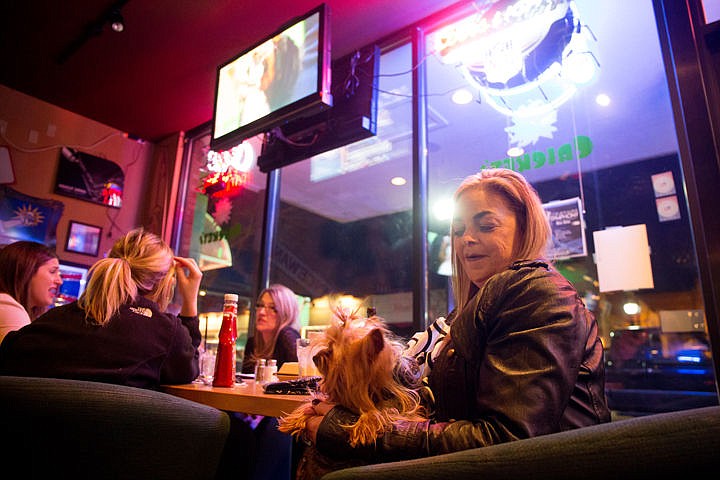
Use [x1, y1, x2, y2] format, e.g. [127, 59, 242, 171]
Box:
[212, 293, 239, 387]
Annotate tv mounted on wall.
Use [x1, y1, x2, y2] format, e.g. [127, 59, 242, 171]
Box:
[210, 4, 332, 152]
[55, 262, 90, 306]
[257, 44, 380, 173]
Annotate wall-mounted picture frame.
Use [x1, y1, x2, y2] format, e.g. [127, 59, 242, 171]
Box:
[0, 185, 64, 247]
[65, 221, 102, 257]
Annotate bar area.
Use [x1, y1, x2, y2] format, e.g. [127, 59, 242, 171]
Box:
[2, 0, 720, 478]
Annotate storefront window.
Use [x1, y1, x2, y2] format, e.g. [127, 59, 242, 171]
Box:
[703, 0, 720, 23]
[272, 44, 415, 337]
[424, 0, 717, 417]
[177, 129, 268, 357]
[175, 0, 718, 415]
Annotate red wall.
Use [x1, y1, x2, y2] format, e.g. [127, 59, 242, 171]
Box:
[0, 84, 158, 265]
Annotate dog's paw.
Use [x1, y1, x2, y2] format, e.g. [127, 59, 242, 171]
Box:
[278, 404, 315, 436]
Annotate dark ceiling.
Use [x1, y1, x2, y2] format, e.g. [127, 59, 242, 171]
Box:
[0, 0, 460, 143]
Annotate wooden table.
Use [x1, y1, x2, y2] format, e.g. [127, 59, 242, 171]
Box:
[161, 379, 311, 417]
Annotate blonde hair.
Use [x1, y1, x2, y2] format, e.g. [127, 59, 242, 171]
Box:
[278, 309, 425, 447]
[251, 283, 300, 359]
[78, 228, 176, 325]
[450, 168, 551, 313]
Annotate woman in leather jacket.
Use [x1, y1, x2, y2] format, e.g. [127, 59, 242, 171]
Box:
[303, 168, 611, 464]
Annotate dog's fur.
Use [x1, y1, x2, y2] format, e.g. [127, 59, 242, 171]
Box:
[278, 308, 426, 479]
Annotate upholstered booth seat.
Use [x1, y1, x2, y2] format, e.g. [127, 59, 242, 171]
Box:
[0, 376, 230, 480]
[322, 405, 720, 480]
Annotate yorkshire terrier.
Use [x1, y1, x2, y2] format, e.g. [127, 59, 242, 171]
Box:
[278, 308, 426, 480]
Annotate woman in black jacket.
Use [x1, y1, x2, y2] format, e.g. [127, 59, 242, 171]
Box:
[229, 283, 301, 480]
[301, 168, 611, 464]
[0, 228, 202, 389]
[241, 283, 301, 374]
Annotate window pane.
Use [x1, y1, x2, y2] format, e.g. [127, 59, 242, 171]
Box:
[177, 130, 268, 359]
[425, 0, 717, 417]
[703, 0, 720, 23]
[272, 44, 415, 337]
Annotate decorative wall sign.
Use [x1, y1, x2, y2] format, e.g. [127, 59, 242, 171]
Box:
[65, 221, 102, 256]
[0, 185, 64, 247]
[55, 147, 124, 208]
[432, 0, 599, 151]
[543, 196, 587, 260]
[202, 143, 253, 198]
[651, 171, 681, 222]
[651, 171, 676, 197]
[656, 195, 681, 222]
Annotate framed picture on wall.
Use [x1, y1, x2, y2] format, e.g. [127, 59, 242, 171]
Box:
[0, 185, 65, 247]
[65, 221, 102, 256]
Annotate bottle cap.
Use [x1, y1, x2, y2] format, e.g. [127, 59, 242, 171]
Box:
[224, 293, 239, 302]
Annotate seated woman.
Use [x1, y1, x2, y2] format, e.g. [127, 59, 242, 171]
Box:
[300, 168, 611, 471]
[0, 241, 63, 343]
[241, 283, 301, 374]
[0, 228, 202, 389]
[223, 284, 302, 480]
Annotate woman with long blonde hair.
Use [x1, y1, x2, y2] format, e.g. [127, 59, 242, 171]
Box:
[241, 283, 301, 373]
[225, 284, 301, 480]
[0, 228, 203, 389]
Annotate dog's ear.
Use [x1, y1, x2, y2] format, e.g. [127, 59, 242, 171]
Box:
[313, 349, 330, 375]
[363, 328, 385, 361]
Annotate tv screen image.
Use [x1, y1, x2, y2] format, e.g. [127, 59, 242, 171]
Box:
[55, 263, 89, 306]
[211, 4, 332, 151]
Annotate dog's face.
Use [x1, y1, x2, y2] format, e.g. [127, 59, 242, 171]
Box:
[311, 310, 402, 411]
[278, 308, 424, 448]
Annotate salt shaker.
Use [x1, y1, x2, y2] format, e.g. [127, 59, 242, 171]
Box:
[255, 358, 267, 382]
[267, 359, 278, 383]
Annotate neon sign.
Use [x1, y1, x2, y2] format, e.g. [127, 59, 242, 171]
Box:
[201, 142, 254, 198]
[480, 135, 592, 172]
[434, 0, 599, 150]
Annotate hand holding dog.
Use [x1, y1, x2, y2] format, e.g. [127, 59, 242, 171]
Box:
[304, 400, 335, 444]
[278, 310, 426, 480]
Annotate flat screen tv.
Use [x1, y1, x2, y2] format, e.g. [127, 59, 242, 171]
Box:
[210, 4, 332, 152]
[257, 44, 380, 173]
[55, 262, 89, 306]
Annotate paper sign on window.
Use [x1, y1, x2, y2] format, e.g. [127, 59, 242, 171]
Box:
[593, 224, 654, 292]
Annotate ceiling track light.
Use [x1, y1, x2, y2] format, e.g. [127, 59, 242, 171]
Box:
[56, 0, 129, 64]
[109, 10, 125, 33]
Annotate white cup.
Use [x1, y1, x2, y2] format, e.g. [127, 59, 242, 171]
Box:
[296, 337, 320, 378]
[199, 349, 217, 385]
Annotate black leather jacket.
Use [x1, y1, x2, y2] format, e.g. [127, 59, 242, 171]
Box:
[316, 261, 611, 462]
